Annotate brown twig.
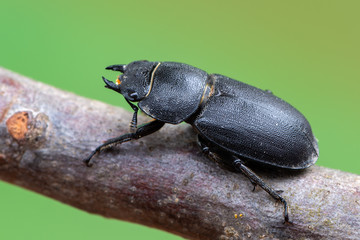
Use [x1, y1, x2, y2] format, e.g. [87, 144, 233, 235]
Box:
[0, 67, 359, 240]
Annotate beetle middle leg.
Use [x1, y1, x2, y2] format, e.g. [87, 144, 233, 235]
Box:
[84, 120, 165, 167]
[231, 157, 289, 223]
[197, 136, 234, 171]
[198, 136, 258, 190]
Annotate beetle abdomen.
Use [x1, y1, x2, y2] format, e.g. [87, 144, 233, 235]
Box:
[193, 74, 319, 169]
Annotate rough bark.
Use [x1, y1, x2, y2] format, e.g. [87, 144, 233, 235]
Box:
[0, 67, 359, 240]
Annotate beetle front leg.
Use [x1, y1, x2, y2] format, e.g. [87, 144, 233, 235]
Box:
[84, 120, 165, 167]
[126, 99, 139, 133]
[232, 157, 290, 224]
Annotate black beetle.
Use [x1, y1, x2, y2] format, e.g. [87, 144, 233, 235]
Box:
[84, 60, 319, 223]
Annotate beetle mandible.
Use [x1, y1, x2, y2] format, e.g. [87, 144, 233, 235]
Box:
[84, 60, 319, 223]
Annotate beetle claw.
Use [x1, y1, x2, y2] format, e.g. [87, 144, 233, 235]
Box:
[105, 64, 126, 73]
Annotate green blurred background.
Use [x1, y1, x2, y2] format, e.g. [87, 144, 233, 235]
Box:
[1, 0, 359, 239]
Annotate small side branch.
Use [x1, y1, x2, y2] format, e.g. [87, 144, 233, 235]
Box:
[0, 68, 359, 240]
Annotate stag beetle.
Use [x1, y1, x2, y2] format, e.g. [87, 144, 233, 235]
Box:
[84, 60, 319, 223]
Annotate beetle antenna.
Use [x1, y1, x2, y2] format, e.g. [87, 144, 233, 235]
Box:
[105, 64, 126, 73]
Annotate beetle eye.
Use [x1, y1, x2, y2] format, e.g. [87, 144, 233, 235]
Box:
[128, 90, 139, 100]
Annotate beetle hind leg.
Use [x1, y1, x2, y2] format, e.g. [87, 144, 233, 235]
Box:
[232, 157, 290, 223]
[197, 136, 289, 223]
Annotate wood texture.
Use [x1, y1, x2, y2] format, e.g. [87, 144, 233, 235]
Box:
[0, 68, 359, 240]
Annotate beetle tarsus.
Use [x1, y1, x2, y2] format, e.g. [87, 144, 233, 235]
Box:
[83, 148, 101, 167]
[83, 157, 94, 167]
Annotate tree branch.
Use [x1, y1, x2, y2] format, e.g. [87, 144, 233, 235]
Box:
[0, 67, 359, 240]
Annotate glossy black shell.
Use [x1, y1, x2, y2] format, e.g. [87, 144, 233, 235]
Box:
[191, 74, 319, 169]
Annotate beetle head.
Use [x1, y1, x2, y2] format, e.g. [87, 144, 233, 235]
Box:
[103, 60, 158, 102]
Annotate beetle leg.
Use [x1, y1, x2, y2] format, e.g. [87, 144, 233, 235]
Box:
[232, 157, 290, 223]
[196, 137, 210, 154]
[83, 120, 165, 167]
[197, 136, 229, 168]
[125, 98, 139, 133]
